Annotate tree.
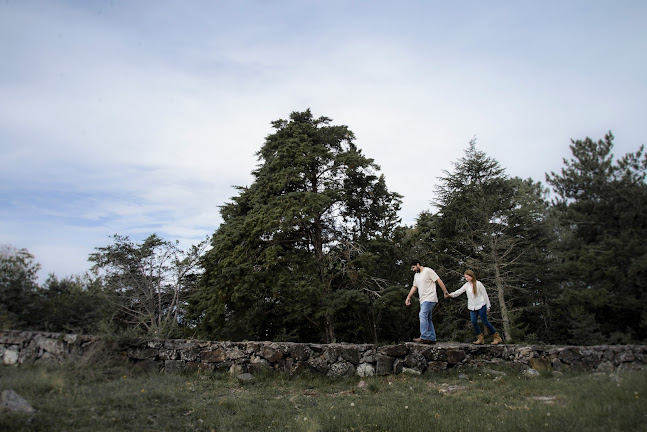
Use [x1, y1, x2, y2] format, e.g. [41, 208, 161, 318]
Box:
[35, 274, 109, 334]
[0, 245, 40, 329]
[190, 109, 402, 343]
[429, 140, 555, 342]
[546, 132, 647, 343]
[89, 234, 206, 336]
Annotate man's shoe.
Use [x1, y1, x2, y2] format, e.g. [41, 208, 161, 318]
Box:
[413, 338, 424, 343]
[423, 339, 437, 344]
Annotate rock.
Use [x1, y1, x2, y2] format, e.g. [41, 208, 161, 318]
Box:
[438, 350, 466, 365]
[1, 390, 36, 414]
[529, 357, 551, 372]
[3, 348, 19, 366]
[523, 368, 540, 377]
[402, 367, 422, 375]
[458, 373, 469, 380]
[339, 346, 361, 365]
[287, 344, 312, 362]
[178, 344, 201, 362]
[426, 361, 448, 372]
[438, 384, 466, 395]
[404, 352, 427, 371]
[262, 343, 284, 362]
[380, 344, 409, 357]
[595, 361, 615, 373]
[375, 355, 395, 375]
[164, 360, 187, 373]
[229, 364, 243, 376]
[127, 347, 159, 360]
[327, 361, 355, 377]
[393, 359, 404, 375]
[237, 373, 254, 381]
[558, 348, 582, 365]
[307, 355, 330, 374]
[201, 347, 227, 363]
[515, 347, 534, 361]
[356, 363, 375, 377]
[63, 334, 78, 344]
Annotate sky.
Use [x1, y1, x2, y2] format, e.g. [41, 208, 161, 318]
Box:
[1, 0, 646, 282]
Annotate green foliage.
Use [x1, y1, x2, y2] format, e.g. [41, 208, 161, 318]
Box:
[411, 140, 556, 343]
[34, 274, 110, 334]
[90, 234, 206, 337]
[546, 132, 647, 343]
[0, 245, 40, 329]
[190, 109, 403, 342]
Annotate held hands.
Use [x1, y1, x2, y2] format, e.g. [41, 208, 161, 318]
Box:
[444, 292, 450, 299]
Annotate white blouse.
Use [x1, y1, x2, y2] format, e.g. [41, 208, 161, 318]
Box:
[449, 280, 491, 311]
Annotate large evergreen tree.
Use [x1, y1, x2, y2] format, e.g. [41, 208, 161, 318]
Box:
[429, 140, 555, 342]
[190, 109, 402, 343]
[546, 132, 647, 343]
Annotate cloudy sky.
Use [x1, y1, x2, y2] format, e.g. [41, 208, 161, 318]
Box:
[1, 0, 645, 281]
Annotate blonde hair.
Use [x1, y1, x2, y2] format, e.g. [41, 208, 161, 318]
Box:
[464, 269, 477, 295]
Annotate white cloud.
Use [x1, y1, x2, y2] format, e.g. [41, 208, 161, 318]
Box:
[1, 0, 646, 281]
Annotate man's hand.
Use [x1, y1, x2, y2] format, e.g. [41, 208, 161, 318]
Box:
[405, 297, 411, 306]
[444, 292, 450, 299]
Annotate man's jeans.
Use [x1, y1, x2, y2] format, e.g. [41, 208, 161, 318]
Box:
[419, 301, 437, 341]
[470, 305, 497, 335]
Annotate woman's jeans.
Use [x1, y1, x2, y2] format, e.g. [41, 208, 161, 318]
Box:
[419, 301, 437, 341]
[470, 305, 496, 335]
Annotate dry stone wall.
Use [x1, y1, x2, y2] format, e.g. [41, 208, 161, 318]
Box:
[2, 330, 645, 376]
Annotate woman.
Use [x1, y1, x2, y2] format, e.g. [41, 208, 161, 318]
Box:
[445, 270, 502, 345]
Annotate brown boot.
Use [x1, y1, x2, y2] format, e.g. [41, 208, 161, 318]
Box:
[491, 332, 502, 345]
[472, 333, 484, 345]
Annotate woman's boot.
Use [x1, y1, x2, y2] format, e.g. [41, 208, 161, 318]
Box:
[472, 333, 484, 345]
[491, 333, 502, 345]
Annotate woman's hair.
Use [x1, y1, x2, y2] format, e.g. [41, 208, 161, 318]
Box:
[465, 269, 477, 295]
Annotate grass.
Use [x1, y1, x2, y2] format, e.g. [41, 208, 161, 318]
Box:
[1, 361, 646, 432]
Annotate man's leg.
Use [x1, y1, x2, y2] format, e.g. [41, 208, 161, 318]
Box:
[419, 301, 437, 341]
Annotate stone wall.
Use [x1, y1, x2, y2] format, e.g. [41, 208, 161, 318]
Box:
[2, 330, 645, 377]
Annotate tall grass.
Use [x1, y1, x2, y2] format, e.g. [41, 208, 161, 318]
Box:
[1, 362, 645, 431]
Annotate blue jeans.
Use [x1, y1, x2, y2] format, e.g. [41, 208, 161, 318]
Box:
[470, 305, 496, 335]
[419, 301, 437, 341]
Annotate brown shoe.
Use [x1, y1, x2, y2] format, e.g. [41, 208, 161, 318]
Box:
[423, 339, 437, 344]
[413, 338, 424, 343]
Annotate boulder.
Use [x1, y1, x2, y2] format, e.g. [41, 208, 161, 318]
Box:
[1, 390, 36, 414]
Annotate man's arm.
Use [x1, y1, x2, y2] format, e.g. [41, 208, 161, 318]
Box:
[436, 278, 449, 297]
[405, 286, 417, 306]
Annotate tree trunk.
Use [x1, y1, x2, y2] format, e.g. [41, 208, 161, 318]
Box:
[490, 240, 512, 342]
[323, 314, 336, 344]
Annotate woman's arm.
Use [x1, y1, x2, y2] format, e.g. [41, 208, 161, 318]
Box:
[479, 281, 491, 309]
[449, 283, 468, 298]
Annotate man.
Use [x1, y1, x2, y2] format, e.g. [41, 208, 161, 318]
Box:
[405, 259, 449, 344]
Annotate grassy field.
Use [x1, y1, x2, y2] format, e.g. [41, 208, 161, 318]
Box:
[1, 360, 646, 432]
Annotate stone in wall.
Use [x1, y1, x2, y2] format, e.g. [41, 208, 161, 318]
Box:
[1, 331, 646, 376]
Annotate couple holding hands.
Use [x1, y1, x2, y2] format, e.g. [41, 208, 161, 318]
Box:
[405, 259, 503, 345]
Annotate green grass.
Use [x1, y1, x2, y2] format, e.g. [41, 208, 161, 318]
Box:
[1, 362, 646, 432]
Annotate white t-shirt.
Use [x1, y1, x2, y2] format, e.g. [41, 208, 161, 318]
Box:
[412, 267, 440, 304]
[449, 280, 491, 311]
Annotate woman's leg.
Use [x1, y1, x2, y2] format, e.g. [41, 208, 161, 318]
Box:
[470, 310, 481, 334]
[477, 305, 496, 335]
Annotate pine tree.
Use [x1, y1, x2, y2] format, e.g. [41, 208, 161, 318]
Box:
[546, 132, 647, 343]
[430, 140, 554, 342]
[190, 109, 402, 342]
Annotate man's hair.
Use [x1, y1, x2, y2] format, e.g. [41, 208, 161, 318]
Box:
[409, 259, 421, 266]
